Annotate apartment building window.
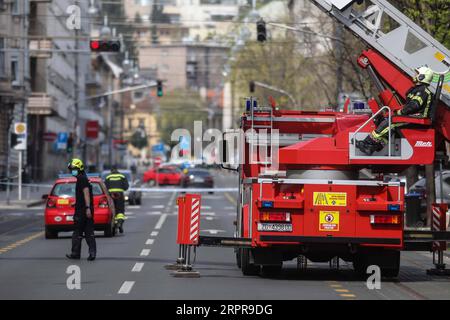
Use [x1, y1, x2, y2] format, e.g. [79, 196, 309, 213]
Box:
[12, 0, 19, 15]
[0, 38, 5, 77]
[11, 57, 20, 86]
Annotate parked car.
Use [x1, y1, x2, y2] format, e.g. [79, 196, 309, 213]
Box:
[101, 170, 142, 205]
[143, 166, 183, 186]
[181, 168, 214, 192]
[43, 175, 115, 239]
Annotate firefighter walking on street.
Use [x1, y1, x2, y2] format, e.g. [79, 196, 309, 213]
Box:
[104, 167, 129, 234]
[356, 66, 434, 155]
[66, 158, 97, 261]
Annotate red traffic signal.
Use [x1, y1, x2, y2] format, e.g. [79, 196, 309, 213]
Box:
[90, 40, 121, 52]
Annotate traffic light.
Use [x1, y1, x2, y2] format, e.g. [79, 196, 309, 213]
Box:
[66, 135, 73, 154]
[256, 19, 267, 43]
[90, 40, 121, 52]
[157, 80, 163, 97]
[249, 81, 255, 93]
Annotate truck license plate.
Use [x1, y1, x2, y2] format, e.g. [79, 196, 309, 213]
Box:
[257, 223, 292, 232]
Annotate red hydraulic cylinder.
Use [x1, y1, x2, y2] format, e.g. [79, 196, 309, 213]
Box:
[176, 194, 202, 246]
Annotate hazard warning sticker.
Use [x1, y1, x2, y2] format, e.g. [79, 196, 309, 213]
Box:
[313, 192, 347, 206]
[319, 211, 339, 232]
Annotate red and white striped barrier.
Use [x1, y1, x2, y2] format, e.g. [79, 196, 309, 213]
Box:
[432, 203, 447, 251]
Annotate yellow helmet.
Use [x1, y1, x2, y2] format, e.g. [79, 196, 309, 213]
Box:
[68, 158, 84, 171]
[414, 66, 434, 85]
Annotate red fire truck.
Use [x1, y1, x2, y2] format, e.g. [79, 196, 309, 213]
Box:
[175, 0, 450, 278]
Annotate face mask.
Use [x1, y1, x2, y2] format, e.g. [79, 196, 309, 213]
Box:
[71, 170, 78, 177]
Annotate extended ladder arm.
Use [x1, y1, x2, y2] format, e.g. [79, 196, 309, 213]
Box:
[309, 0, 450, 107]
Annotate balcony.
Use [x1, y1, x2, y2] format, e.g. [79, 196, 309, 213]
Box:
[27, 92, 56, 115]
[29, 39, 53, 58]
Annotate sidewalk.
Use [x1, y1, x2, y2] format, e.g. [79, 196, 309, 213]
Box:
[0, 183, 51, 209]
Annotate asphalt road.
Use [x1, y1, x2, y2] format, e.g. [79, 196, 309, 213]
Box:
[0, 171, 450, 300]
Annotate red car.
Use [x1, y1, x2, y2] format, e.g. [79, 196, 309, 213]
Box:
[143, 166, 183, 185]
[43, 175, 115, 239]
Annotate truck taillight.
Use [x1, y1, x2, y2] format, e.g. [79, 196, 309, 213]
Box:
[260, 212, 291, 222]
[47, 198, 56, 208]
[370, 215, 401, 225]
[99, 197, 109, 208]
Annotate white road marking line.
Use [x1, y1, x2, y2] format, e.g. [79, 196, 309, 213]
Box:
[225, 206, 235, 210]
[128, 206, 141, 209]
[145, 239, 155, 245]
[201, 229, 226, 235]
[132, 263, 144, 272]
[201, 206, 211, 209]
[204, 217, 215, 221]
[155, 214, 167, 230]
[202, 212, 216, 216]
[152, 205, 164, 209]
[126, 212, 134, 215]
[146, 211, 162, 215]
[150, 231, 158, 237]
[118, 281, 135, 294]
[140, 249, 151, 256]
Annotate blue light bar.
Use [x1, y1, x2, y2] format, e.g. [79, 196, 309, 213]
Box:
[388, 204, 400, 211]
[58, 173, 100, 179]
[246, 99, 252, 111]
[262, 201, 274, 208]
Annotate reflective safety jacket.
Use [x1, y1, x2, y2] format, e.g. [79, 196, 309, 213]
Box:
[397, 84, 433, 118]
[105, 172, 129, 193]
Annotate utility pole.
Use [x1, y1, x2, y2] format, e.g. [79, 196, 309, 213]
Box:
[73, 0, 80, 158]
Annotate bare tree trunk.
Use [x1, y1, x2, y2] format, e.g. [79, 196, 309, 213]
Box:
[425, 164, 435, 227]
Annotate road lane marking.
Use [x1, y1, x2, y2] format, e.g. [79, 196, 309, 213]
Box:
[147, 211, 162, 215]
[0, 231, 44, 255]
[152, 205, 164, 209]
[225, 193, 237, 205]
[145, 239, 155, 245]
[340, 294, 356, 298]
[202, 212, 216, 216]
[150, 231, 158, 237]
[155, 214, 167, 230]
[335, 289, 349, 293]
[132, 263, 144, 272]
[201, 206, 211, 209]
[201, 229, 226, 235]
[140, 249, 151, 256]
[118, 281, 135, 294]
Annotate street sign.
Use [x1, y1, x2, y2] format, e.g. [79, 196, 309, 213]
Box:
[152, 143, 165, 153]
[13, 122, 27, 150]
[56, 132, 68, 150]
[85, 121, 99, 139]
[42, 132, 57, 142]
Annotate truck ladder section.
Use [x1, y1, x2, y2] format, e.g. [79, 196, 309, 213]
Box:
[311, 0, 450, 106]
[248, 98, 274, 166]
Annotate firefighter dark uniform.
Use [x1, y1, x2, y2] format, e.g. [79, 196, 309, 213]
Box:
[105, 169, 129, 233]
[66, 158, 97, 261]
[357, 66, 434, 155]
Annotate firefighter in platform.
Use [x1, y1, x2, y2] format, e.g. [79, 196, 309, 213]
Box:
[104, 167, 129, 234]
[356, 66, 434, 156]
[66, 158, 96, 261]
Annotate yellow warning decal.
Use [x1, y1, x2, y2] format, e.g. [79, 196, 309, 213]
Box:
[435, 52, 445, 62]
[319, 211, 340, 232]
[313, 192, 347, 206]
[444, 83, 450, 94]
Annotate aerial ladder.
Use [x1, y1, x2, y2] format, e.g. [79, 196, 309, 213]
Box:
[170, 0, 450, 278]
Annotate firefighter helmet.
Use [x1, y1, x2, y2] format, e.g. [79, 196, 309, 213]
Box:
[414, 66, 434, 85]
[68, 158, 84, 171]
